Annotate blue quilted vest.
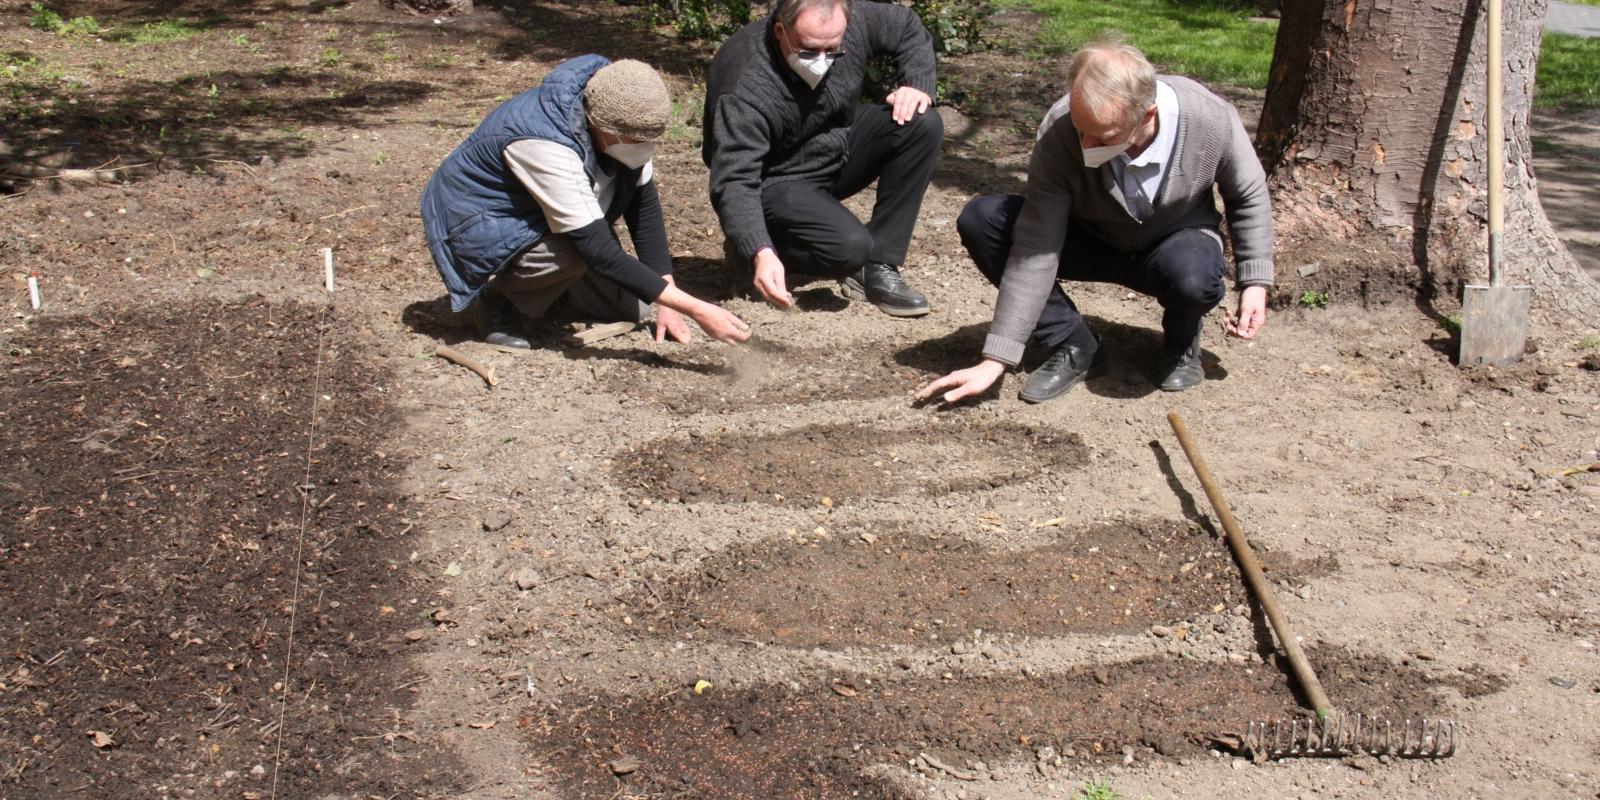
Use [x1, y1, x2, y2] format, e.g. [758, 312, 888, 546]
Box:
[421, 54, 612, 312]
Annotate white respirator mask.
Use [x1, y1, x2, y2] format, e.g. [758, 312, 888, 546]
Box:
[787, 50, 833, 89]
[604, 141, 655, 170]
[1081, 140, 1130, 168]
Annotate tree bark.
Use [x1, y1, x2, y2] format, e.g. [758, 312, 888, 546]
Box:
[1255, 0, 1600, 327]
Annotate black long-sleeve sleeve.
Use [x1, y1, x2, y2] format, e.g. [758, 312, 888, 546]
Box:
[561, 219, 669, 303]
[623, 180, 673, 277]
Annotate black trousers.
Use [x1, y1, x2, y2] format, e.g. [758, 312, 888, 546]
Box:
[760, 104, 943, 279]
[957, 193, 1226, 352]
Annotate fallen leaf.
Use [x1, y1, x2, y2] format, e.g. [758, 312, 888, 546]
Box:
[830, 683, 857, 697]
[87, 730, 115, 748]
[443, 561, 462, 577]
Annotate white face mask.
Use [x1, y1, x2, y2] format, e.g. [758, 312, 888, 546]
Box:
[604, 141, 655, 170]
[1081, 141, 1130, 168]
[786, 50, 832, 89]
[779, 24, 837, 89]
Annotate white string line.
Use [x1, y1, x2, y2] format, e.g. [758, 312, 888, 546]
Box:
[269, 303, 331, 800]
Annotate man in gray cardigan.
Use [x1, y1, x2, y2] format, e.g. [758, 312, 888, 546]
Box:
[704, 0, 942, 317]
[919, 40, 1273, 403]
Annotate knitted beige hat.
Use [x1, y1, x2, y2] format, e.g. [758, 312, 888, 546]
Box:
[584, 59, 671, 143]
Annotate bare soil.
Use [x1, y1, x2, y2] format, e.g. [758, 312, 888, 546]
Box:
[2, 3, 1598, 800]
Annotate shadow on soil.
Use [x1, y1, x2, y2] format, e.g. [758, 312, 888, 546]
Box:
[529, 646, 1503, 800]
[615, 420, 1087, 504]
[0, 298, 463, 797]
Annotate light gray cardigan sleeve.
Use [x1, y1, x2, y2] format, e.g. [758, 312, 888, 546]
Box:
[981, 101, 1077, 366]
[1216, 103, 1274, 287]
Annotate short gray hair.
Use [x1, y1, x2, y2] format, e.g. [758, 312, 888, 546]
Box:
[1065, 36, 1157, 130]
[774, 0, 853, 30]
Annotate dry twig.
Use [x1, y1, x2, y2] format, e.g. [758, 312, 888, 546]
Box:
[435, 345, 497, 387]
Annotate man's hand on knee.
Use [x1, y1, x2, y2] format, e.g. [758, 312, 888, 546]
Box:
[886, 86, 932, 125]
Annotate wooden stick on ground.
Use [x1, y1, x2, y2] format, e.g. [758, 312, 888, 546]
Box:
[435, 345, 497, 387]
[564, 321, 638, 347]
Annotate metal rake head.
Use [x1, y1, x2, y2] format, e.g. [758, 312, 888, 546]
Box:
[1244, 714, 1458, 761]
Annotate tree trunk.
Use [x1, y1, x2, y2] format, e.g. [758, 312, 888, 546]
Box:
[1256, 0, 1600, 327]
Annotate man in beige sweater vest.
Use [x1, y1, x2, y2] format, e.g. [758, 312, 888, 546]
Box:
[919, 39, 1274, 404]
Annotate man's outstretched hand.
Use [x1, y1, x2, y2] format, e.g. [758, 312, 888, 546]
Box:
[915, 359, 1006, 405]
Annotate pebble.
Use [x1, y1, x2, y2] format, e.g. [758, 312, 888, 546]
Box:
[404, 628, 427, 642]
[1093, 669, 1110, 685]
[1296, 586, 1312, 600]
[609, 755, 640, 775]
[1549, 676, 1578, 689]
[951, 641, 971, 655]
[1150, 625, 1173, 638]
[481, 509, 513, 531]
[510, 568, 539, 591]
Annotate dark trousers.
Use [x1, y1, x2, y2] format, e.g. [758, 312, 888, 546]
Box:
[957, 194, 1226, 351]
[760, 104, 943, 279]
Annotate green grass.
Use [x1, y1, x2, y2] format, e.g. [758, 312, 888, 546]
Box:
[996, 0, 1277, 88]
[1072, 779, 1123, 800]
[1297, 289, 1330, 308]
[994, 0, 1597, 110]
[29, 3, 101, 37]
[106, 18, 203, 45]
[1536, 32, 1600, 109]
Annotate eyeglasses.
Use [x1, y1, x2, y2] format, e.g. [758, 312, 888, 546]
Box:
[793, 47, 846, 61]
[778, 25, 846, 61]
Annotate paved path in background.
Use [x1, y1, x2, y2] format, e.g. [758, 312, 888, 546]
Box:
[1547, 2, 1600, 36]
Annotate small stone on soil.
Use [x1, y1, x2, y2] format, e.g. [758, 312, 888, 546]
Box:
[1150, 624, 1173, 637]
[608, 755, 641, 775]
[481, 509, 513, 531]
[509, 568, 539, 591]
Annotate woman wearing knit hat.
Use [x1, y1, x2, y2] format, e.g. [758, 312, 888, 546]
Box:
[422, 55, 750, 348]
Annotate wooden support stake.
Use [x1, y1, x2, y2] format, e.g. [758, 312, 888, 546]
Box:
[564, 321, 638, 347]
[435, 345, 497, 387]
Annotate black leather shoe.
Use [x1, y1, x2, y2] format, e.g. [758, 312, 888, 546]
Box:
[1019, 337, 1100, 403]
[840, 263, 930, 317]
[1157, 336, 1204, 391]
[469, 291, 531, 350]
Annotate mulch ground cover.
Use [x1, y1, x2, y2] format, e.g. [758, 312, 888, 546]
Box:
[0, 299, 462, 798]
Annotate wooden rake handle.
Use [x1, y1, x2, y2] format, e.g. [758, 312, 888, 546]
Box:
[1167, 411, 1333, 718]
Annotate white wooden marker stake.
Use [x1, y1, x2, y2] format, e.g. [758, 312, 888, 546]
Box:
[27, 274, 41, 310]
[322, 247, 335, 292]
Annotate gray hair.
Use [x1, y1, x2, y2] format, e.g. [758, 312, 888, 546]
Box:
[1065, 36, 1157, 130]
[774, 0, 853, 30]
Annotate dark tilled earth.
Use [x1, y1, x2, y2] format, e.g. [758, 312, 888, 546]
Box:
[532, 648, 1503, 800]
[637, 518, 1338, 647]
[615, 421, 1089, 505]
[0, 300, 462, 798]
